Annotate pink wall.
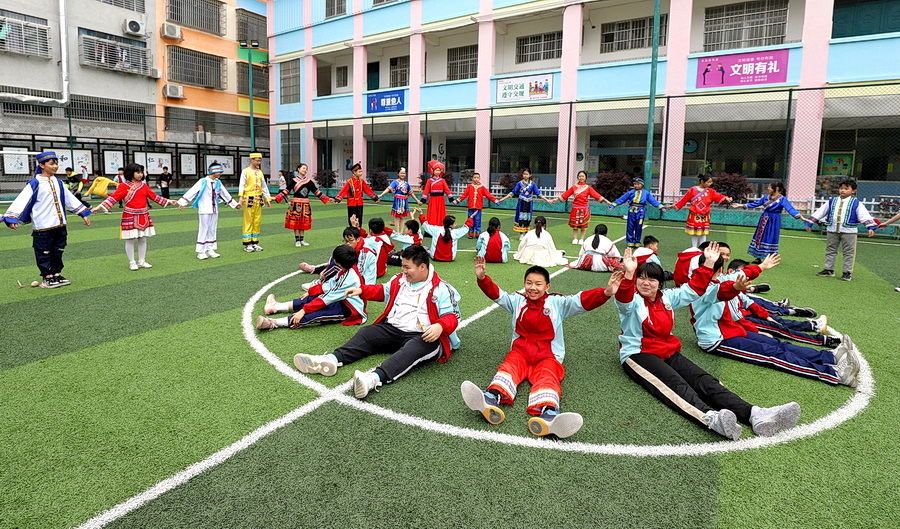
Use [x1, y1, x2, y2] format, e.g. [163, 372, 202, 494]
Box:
[662, 0, 692, 197]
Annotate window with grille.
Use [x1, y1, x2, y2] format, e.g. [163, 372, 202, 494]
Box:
[373, 0, 397, 5]
[601, 14, 669, 53]
[2, 102, 53, 117]
[0, 10, 51, 59]
[515, 31, 562, 64]
[168, 46, 226, 89]
[703, 0, 788, 52]
[166, 0, 225, 35]
[280, 59, 300, 104]
[92, 0, 145, 14]
[447, 44, 477, 81]
[326, 0, 346, 19]
[79, 29, 151, 76]
[389, 55, 409, 87]
[237, 9, 266, 46]
[165, 106, 269, 137]
[335, 65, 349, 88]
[69, 95, 149, 125]
[238, 62, 269, 99]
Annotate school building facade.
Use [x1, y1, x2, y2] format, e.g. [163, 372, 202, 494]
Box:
[269, 0, 900, 202]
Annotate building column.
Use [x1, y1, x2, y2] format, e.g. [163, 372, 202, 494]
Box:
[554, 2, 583, 190]
[661, 0, 692, 198]
[475, 2, 496, 182]
[788, 0, 835, 202]
[304, 54, 317, 173]
[351, 0, 367, 174]
[408, 3, 425, 182]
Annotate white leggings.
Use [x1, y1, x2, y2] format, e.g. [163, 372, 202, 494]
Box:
[125, 237, 148, 262]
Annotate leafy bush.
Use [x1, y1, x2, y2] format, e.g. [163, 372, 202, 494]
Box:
[313, 170, 338, 189]
[496, 173, 519, 194]
[592, 171, 632, 199]
[458, 168, 475, 186]
[367, 167, 389, 191]
[711, 172, 753, 202]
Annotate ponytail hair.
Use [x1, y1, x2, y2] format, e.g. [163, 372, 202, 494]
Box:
[487, 217, 500, 236]
[534, 216, 546, 238]
[442, 215, 455, 243]
[591, 224, 608, 250]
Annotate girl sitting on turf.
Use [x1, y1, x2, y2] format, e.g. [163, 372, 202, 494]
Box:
[569, 224, 623, 272]
[513, 216, 567, 267]
[416, 208, 477, 262]
[475, 217, 510, 263]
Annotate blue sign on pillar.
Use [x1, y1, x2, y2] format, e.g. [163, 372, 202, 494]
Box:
[366, 90, 405, 114]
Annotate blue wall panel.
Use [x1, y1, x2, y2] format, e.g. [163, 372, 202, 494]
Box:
[312, 17, 354, 47]
[273, 0, 302, 35]
[421, 0, 478, 24]
[313, 94, 355, 120]
[420, 80, 478, 111]
[363, 2, 411, 36]
[828, 34, 900, 83]
[577, 60, 668, 99]
[274, 28, 305, 54]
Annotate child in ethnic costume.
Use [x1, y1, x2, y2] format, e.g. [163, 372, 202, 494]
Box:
[461, 257, 623, 438]
[177, 162, 241, 260]
[377, 167, 421, 233]
[3, 151, 92, 288]
[673, 174, 732, 248]
[475, 217, 511, 263]
[569, 223, 623, 272]
[93, 163, 177, 270]
[556, 170, 612, 244]
[335, 162, 379, 226]
[497, 168, 553, 235]
[275, 162, 331, 247]
[83, 169, 119, 201]
[732, 181, 807, 263]
[452, 172, 498, 238]
[610, 177, 667, 248]
[237, 153, 272, 252]
[422, 160, 453, 227]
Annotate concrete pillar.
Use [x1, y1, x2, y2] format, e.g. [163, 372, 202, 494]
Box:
[661, 0, 693, 198]
[475, 2, 496, 183]
[554, 2, 583, 190]
[408, 3, 425, 182]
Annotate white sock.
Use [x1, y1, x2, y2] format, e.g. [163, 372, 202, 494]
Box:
[125, 239, 135, 262]
[137, 237, 148, 261]
[327, 353, 339, 363]
[691, 235, 699, 248]
[273, 302, 291, 312]
[275, 317, 290, 327]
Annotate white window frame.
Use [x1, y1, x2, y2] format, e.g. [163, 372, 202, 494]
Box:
[326, 0, 346, 19]
[703, 0, 789, 52]
[515, 31, 562, 64]
[335, 65, 349, 88]
[280, 59, 301, 104]
[389, 55, 409, 88]
[600, 14, 669, 53]
[447, 44, 478, 81]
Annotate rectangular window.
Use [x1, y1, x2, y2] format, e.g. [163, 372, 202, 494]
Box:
[515, 31, 562, 64]
[335, 65, 349, 88]
[237, 62, 269, 99]
[166, 0, 225, 35]
[69, 94, 149, 125]
[280, 59, 301, 104]
[389, 55, 409, 87]
[326, 0, 346, 19]
[601, 14, 669, 53]
[92, 0, 145, 13]
[79, 29, 150, 76]
[237, 9, 267, 46]
[447, 44, 478, 81]
[703, 0, 789, 52]
[1, 102, 53, 117]
[0, 10, 52, 58]
[168, 46, 226, 89]
[373, 0, 396, 5]
[165, 106, 269, 138]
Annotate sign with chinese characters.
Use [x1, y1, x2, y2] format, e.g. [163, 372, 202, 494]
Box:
[695, 49, 789, 88]
[366, 90, 405, 114]
[821, 152, 854, 176]
[497, 75, 553, 104]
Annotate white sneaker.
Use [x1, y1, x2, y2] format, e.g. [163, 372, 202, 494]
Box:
[811, 315, 828, 334]
[206, 250, 220, 258]
[352, 370, 381, 398]
[301, 281, 318, 291]
[461, 380, 505, 425]
[129, 261, 139, 271]
[750, 402, 800, 437]
[833, 335, 860, 387]
[527, 408, 584, 438]
[255, 315, 278, 331]
[253, 244, 264, 251]
[137, 260, 152, 269]
[572, 238, 579, 245]
[293, 353, 339, 376]
[705, 409, 742, 440]
[264, 293, 278, 315]
[300, 240, 310, 246]
[244, 245, 255, 253]
[295, 241, 303, 247]
[197, 252, 209, 260]
[578, 239, 585, 244]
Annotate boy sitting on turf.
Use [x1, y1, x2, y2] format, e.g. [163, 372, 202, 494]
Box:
[298, 224, 377, 291]
[386, 218, 422, 266]
[461, 256, 624, 438]
[256, 244, 366, 331]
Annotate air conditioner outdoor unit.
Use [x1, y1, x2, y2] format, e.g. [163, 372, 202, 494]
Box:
[149, 67, 162, 79]
[161, 23, 182, 40]
[163, 84, 184, 99]
[123, 18, 146, 37]
[195, 131, 212, 143]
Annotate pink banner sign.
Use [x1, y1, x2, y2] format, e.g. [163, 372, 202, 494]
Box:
[695, 49, 789, 88]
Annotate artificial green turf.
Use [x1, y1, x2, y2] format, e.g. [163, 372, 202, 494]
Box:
[1, 203, 898, 528]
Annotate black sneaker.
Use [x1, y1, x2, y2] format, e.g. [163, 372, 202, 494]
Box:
[55, 275, 71, 286]
[752, 283, 771, 294]
[840, 273, 852, 281]
[816, 270, 834, 277]
[775, 297, 791, 308]
[791, 307, 818, 318]
[825, 336, 841, 348]
[40, 277, 62, 289]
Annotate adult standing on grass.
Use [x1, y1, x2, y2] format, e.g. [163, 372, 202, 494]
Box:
[92, 163, 177, 271]
[158, 166, 174, 200]
[461, 256, 623, 438]
[2, 151, 92, 288]
[613, 244, 800, 441]
[731, 181, 808, 263]
[334, 162, 380, 226]
[238, 153, 272, 252]
[293, 244, 461, 400]
[274, 162, 331, 247]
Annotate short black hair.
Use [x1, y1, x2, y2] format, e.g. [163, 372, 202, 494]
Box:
[643, 235, 659, 246]
[697, 251, 726, 272]
[728, 259, 749, 272]
[400, 244, 430, 267]
[368, 217, 385, 234]
[839, 178, 858, 190]
[698, 240, 730, 251]
[405, 219, 420, 234]
[123, 163, 144, 181]
[333, 244, 358, 269]
[65, 167, 74, 172]
[637, 261, 666, 284]
[524, 265, 550, 283]
[343, 226, 361, 240]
